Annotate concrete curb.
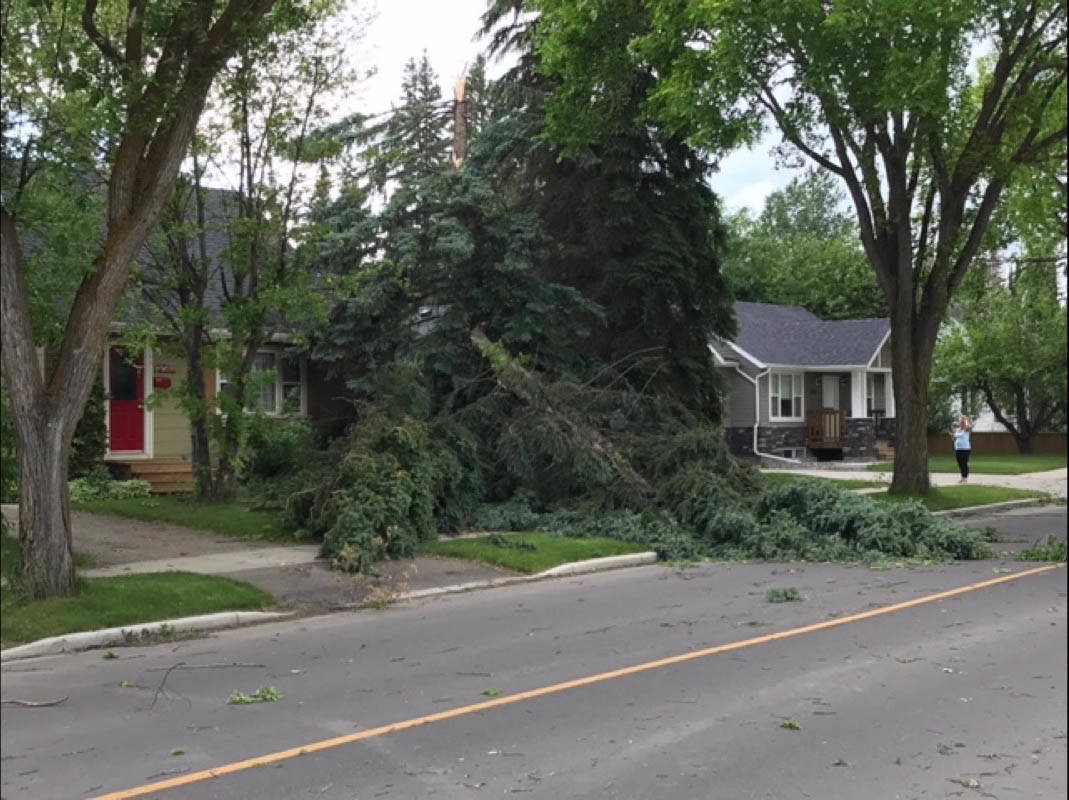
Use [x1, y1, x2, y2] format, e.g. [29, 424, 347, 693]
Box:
[348, 551, 661, 608]
[934, 498, 1052, 519]
[0, 611, 294, 663]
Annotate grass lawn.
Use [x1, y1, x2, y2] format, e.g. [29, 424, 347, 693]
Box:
[869, 485, 1046, 512]
[2, 535, 273, 646]
[423, 533, 647, 574]
[1, 572, 273, 647]
[762, 472, 885, 490]
[869, 454, 1066, 475]
[72, 495, 291, 541]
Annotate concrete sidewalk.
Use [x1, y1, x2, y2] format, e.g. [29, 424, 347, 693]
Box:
[765, 467, 1067, 499]
[81, 545, 322, 578]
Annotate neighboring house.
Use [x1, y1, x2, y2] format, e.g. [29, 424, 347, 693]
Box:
[711, 302, 895, 462]
[97, 187, 348, 491]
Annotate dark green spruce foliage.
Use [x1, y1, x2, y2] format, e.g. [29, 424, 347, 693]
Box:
[284, 5, 986, 572]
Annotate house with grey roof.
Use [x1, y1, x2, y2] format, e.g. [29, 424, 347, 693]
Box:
[711, 302, 895, 462]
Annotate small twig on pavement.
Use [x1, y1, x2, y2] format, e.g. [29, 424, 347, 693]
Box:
[144, 662, 265, 672]
[1, 696, 69, 707]
[150, 661, 187, 709]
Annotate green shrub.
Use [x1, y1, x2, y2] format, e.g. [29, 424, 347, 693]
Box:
[749, 481, 988, 562]
[288, 408, 484, 573]
[69, 468, 152, 504]
[245, 414, 317, 479]
[69, 379, 108, 479]
[471, 491, 545, 531]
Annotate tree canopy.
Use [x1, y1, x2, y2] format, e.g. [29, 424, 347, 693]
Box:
[724, 169, 885, 320]
[536, 0, 1068, 494]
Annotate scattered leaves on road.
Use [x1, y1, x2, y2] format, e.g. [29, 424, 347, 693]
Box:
[170, 749, 185, 757]
[102, 651, 118, 660]
[780, 720, 801, 731]
[765, 587, 804, 603]
[228, 686, 284, 705]
[481, 688, 504, 697]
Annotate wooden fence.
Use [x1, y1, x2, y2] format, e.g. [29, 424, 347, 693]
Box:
[927, 431, 1067, 456]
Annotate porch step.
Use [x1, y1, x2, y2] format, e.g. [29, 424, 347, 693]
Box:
[125, 460, 194, 494]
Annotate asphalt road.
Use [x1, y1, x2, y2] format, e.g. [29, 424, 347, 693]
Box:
[1, 509, 1066, 800]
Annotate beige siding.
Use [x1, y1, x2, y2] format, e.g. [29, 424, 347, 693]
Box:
[150, 351, 192, 459]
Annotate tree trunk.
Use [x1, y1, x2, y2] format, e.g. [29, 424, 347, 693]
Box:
[15, 415, 75, 597]
[889, 323, 933, 496]
[184, 332, 215, 500]
[212, 412, 242, 503]
[1015, 435, 1034, 455]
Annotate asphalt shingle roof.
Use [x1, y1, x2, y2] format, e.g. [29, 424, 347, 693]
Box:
[730, 302, 889, 367]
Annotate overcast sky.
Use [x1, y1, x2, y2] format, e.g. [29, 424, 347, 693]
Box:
[353, 0, 801, 214]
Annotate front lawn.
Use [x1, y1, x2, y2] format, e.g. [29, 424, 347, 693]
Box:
[423, 533, 647, 574]
[869, 485, 1046, 512]
[868, 454, 1066, 475]
[1, 571, 273, 647]
[762, 472, 885, 490]
[72, 496, 291, 541]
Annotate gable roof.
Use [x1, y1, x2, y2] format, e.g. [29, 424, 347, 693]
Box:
[728, 302, 889, 368]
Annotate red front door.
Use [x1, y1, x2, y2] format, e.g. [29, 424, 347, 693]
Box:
[108, 347, 144, 452]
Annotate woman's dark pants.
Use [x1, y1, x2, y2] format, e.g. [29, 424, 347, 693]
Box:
[955, 449, 970, 478]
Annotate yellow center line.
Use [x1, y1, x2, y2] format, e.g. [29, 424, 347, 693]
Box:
[93, 562, 1065, 800]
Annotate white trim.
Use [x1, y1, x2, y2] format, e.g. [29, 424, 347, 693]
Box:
[732, 366, 800, 464]
[103, 344, 153, 460]
[850, 369, 867, 418]
[723, 340, 767, 369]
[708, 343, 738, 367]
[763, 363, 870, 371]
[217, 347, 308, 417]
[768, 370, 804, 422]
[866, 329, 892, 368]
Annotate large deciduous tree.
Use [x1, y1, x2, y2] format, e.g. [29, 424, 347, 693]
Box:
[536, 0, 1067, 494]
[0, 0, 285, 597]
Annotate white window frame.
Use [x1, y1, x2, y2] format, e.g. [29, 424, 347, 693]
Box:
[769, 371, 804, 421]
[216, 350, 307, 417]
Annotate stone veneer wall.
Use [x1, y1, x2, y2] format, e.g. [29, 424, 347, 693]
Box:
[875, 417, 896, 441]
[725, 426, 807, 457]
[845, 418, 876, 459]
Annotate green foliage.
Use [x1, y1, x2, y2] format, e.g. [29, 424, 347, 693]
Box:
[934, 263, 1067, 449]
[1017, 537, 1068, 562]
[245, 414, 317, 479]
[747, 482, 988, 562]
[228, 686, 284, 705]
[287, 373, 485, 572]
[765, 587, 804, 603]
[723, 171, 885, 320]
[69, 379, 108, 480]
[68, 469, 152, 504]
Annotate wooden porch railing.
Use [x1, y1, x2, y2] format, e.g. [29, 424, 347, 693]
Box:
[806, 409, 846, 449]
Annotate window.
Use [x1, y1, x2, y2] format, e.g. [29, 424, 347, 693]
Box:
[769, 372, 803, 420]
[219, 350, 304, 415]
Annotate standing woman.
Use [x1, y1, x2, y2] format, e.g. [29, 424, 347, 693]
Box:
[953, 416, 972, 484]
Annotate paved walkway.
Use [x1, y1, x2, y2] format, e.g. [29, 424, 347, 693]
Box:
[765, 467, 1068, 499]
[81, 545, 322, 578]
